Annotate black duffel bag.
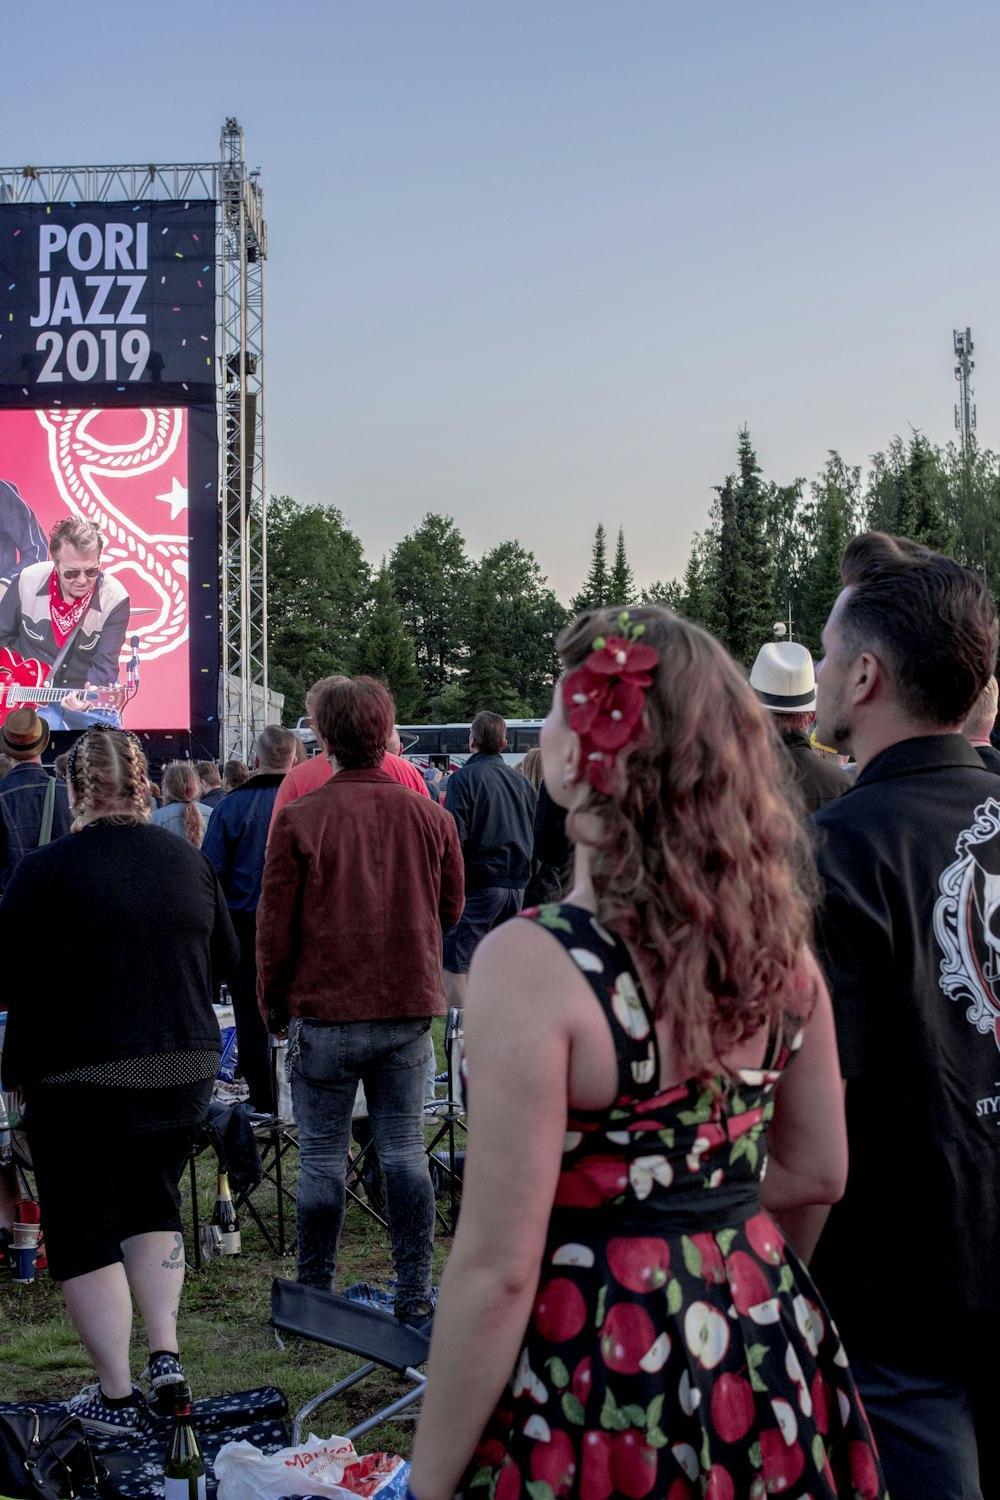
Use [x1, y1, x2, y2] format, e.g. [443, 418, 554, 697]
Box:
[0, 1407, 102, 1499]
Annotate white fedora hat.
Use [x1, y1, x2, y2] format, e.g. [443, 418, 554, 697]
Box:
[749, 641, 816, 713]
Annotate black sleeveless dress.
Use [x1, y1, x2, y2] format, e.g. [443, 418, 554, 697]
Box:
[459, 903, 886, 1500]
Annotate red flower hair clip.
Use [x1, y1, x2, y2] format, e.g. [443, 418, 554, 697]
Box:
[562, 615, 659, 793]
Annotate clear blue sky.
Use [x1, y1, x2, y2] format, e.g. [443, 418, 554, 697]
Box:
[5, 1, 999, 599]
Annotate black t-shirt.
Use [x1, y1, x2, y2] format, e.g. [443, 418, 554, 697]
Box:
[809, 735, 1000, 1368]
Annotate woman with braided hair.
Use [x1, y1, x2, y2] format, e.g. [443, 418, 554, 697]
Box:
[0, 727, 238, 1438]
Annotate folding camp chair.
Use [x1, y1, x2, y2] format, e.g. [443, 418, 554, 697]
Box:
[271, 1278, 431, 1444]
[423, 1007, 467, 1234]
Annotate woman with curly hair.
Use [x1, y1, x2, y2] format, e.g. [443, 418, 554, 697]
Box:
[152, 760, 213, 847]
[409, 607, 886, 1500]
[0, 728, 237, 1437]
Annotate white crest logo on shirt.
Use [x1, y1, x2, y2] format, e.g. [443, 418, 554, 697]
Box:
[933, 797, 1000, 1050]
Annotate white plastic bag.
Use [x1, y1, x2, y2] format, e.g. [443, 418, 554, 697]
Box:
[214, 1433, 409, 1499]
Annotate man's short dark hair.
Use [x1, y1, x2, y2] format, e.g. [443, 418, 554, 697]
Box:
[222, 759, 249, 791]
[839, 532, 998, 725]
[470, 711, 507, 755]
[195, 759, 221, 788]
[314, 677, 395, 770]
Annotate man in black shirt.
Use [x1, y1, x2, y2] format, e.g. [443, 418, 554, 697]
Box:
[801, 532, 999, 1499]
[443, 710, 536, 1006]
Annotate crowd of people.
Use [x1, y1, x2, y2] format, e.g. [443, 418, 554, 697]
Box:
[0, 528, 998, 1498]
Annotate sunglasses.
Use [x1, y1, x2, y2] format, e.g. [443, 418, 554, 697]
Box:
[60, 566, 100, 581]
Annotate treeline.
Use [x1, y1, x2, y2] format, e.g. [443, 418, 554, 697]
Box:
[266, 425, 1000, 722]
[644, 426, 1000, 665]
[266, 504, 568, 722]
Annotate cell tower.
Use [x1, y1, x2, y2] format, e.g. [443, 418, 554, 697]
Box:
[954, 327, 977, 452]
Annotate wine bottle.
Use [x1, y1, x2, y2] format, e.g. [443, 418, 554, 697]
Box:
[211, 1170, 241, 1255]
[163, 1385, 206, 1500]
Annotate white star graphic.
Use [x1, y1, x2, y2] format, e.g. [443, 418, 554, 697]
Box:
[155, 476, 188, 522]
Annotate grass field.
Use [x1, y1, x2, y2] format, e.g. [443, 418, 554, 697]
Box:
[0, 1022, 456, 1456]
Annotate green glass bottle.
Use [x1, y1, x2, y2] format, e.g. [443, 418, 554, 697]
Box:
[212, 1169, 241, 1255]
[163, 1384, 206, 1500]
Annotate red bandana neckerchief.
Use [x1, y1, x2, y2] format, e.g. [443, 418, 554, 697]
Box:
[49, 567, 95, 650]
[562, 615, 659, 794]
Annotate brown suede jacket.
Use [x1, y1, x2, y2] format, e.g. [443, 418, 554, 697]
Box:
[256, 767, 465, 1029]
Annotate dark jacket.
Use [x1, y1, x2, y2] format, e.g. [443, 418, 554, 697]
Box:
[0, 561, 129, 688]
[0, 763, 71, 893]
[258, 769, 465, 1028]
[0, 822, 238, 1126]
[0, 481, 47, 587]
[779, 728, 849, 814]
[202, 771, 285, 911]
[525, 783, 572, 906]
[444, 751, 537, 890]
[810, 735, 1000, 1362]
[202, 786, 226, 810]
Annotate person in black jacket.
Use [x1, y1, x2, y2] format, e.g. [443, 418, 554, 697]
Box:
[443, 711, 536, 1005]
[749, 639, 849, 815]
[0, 728, 238, 1438]
[202, 725, 298, 1113]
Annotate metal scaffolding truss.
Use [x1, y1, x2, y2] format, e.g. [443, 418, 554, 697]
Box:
[0, 119, 267, 759]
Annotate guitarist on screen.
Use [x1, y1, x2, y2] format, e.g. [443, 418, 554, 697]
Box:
[0, 517, 129, 730]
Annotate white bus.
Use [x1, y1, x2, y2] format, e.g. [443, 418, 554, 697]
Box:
[293, 718, 544, 769]
[397, 720, 543, 769]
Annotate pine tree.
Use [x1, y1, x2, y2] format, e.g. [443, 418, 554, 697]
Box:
[461, 564, 524, 717]
[607, 527, 637, 606]
[570, 523, 609, 614]
[640, 579, 683, 609]
[681, 537, 709, 624]
[865, 434, 953, 553]
[351, 563, 424, 719]
[705, 430, 776, 665]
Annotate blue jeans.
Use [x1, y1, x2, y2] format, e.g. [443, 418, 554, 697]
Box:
[287, 1017, 435, 1302]
[38, 703, 118, 731]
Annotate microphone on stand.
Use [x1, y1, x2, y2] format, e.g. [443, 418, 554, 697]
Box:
[126, 635, 141, 692]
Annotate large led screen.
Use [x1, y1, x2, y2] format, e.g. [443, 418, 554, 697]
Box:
[0, 201, 216, 407]
[0, 406, 198, 730]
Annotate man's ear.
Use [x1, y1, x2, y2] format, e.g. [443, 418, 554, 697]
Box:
[850, 650, 882, 707]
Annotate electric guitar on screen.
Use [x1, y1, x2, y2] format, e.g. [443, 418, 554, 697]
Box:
[0, 648, 127, 727]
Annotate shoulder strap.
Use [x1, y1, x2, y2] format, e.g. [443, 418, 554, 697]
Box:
[523, 903, 661, 1098]
[38, 776, 56, 847]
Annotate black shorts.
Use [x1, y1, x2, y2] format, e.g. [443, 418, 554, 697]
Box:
[28, 1124, 193, 1283]
[442, 885, 525, 974]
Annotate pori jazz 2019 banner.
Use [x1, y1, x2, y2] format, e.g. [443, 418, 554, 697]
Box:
[0, 407, 191, 730]
[0, 200, 220, 738]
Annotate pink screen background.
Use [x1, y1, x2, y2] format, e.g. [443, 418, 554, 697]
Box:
[0, 407, 191, 729]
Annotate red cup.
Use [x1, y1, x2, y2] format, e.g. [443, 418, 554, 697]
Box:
[14, 1201, 41, 1225]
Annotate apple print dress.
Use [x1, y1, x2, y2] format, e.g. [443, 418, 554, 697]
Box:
[459, 904, 886, 1500]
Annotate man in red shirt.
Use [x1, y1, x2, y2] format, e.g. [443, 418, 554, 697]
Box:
[270, 677, 428, 836]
